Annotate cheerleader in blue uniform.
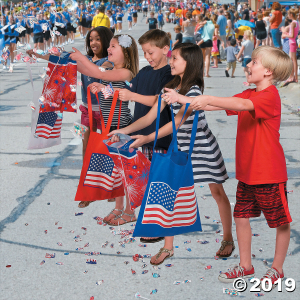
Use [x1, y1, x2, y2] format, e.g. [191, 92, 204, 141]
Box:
[127, 8, 133, 30]
[116, 8, 124, 33]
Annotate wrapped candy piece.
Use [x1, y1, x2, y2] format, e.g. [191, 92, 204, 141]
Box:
[15, 53, 23, 61]
[101, 83, 114, 99]
[125, 80, 132, 88]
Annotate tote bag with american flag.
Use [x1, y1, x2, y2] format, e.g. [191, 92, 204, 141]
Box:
[133, 95, 202, 237]
[74, 89, 125, 202]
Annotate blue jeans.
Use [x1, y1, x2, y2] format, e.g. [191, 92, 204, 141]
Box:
[182, 37, 195, 44]
[270, 28, 282, 48]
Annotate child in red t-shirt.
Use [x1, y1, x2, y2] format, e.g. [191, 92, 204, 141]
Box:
[162, 46, 293, 289]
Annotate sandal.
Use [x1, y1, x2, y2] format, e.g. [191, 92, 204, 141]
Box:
[217, 240, 235, 258]
[140, 237, 164, 243]
[108, 211, 136, 226]
[78, 201, 94, 208]
[150, 247, 174, 266]
[103, 208, 123, 224]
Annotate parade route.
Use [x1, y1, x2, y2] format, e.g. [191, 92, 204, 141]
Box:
[1, 14, 300, 300]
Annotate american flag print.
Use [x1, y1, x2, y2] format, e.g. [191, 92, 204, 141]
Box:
[101, 83, 114, 99]
[142, 182, 197, 228]
[84, 153, 122, 191]
[35, 112, 62, 139]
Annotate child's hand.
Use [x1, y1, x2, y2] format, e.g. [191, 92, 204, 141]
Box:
[129, 135, 149, 149]
[26, 49, 34, 57]
[190, 95, 209, 111]
[107, 129, 126, 140]
[70, 47, 84, 62]
[163, 88, 179, 104]
[88, 82, 103, 94]
[118, 89, 133, 102]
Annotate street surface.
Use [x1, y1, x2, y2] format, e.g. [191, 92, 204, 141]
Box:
[0, 13, 299, 300]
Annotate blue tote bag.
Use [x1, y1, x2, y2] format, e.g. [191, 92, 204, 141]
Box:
[133, 95, 202, 237]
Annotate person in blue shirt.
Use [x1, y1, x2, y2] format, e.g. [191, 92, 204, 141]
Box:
[216, 8, 227, 60]
[85, 6, 93, 33]
[132, 5, 138, 26]
[127, 8, 133, 30]
[42, 13, 51, 51]
[18, 13, 27, 45]
[157, 10, 164, 30]
[116, 8, 124, 32]
[32, 13, 44, 50]
[77, 3, 85, 38]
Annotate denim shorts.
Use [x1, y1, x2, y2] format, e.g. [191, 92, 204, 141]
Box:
[270, 28, 282, 48]
[182, 37, 195, 44]
[242, 57, 252, 67]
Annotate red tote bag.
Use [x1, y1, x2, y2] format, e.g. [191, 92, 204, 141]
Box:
[75, 88, 125, 202]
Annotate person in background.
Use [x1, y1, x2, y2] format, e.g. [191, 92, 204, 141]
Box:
[106, 10, 115, 34]
[181, 11, 196, 43]
[242, 3, 249, 21]
[225, 39, 239, 78]
[255, 13, 267, 48]
[224, 11, 233, 46]
[237, 30, 254, 86]
[173, 25, 182, 46]
[216, 9, 227, 60]
[146, 12, 158, 30]
[263, 10, 272, 46]
[157, 10, 164, 30]
[281, 8, 299, 84]
[270, 2, 282, 49]
[281, 17, 291, 55]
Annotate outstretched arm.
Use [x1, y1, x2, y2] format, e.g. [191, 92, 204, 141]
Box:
[130, 105, 193, 149]
[190, 95, 254, 111]
[27, 49, 50, 61]
[108, 99, 167, 137]
[70, 48, 131, 81]
[118, 89, 158, 106]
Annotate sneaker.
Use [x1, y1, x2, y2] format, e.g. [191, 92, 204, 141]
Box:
[2, 65, 8, 70]
[218, 265, 255, 283]
[225, 70, 230, 77]
[260, 268, 284, 290]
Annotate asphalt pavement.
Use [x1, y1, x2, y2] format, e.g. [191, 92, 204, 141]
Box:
[0, 14, 299, 300]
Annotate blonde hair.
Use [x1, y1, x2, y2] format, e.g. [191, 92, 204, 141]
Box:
[288, 8, 298, 19]
[244, 30, 254, 42]
[113, 35, 139, 78]
[252, 46, 293, 83]
[263, 11, 270, 17]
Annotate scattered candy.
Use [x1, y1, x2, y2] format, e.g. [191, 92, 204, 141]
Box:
[75, 212, 83, 216]
[57, 242, 62, 246]
[25, 223, 28, 226]
[84, 243, 90, 248]
[287, 190, 293, 193]
[96, 280, 104, 285]
[131, 269, 136, 275]
[142, 270, 148, 274]
[183, 280, 191, 283]
[38, 96, 45, 104]
[124, 261, 130, 265]
[86, 259, 97, 264]
[44, 230, 47, 234]
[252, 234, 260, 236]
[263, 260, 268, 265]
[205, 265, 212, 270]
[184, 240, 191, 244]
[6, 265, 11, 268]
[216, 239, 220, 243]
[150, 289, 158, 295]
[45, 253, 55, 258]
[197, 240, 209, 244]
[152, 273, 160, 278]
[252, 254, 256, 258]
[138, 244, 147, 247]
[141, 264, 147, 269]
[216, 230, 221, 233]
[28, 102, 36, 111]
[173, 281, 181, 285]
[71, 103, 78, 110]
[186, 248, 192, 252]
[58, 227, 62, 229]
[205, 216, 210, 219]
[255, 293, 265, 297]
[259, 248, 263, 252]
[56, 262, 63, 265]
[214, 256, 219, 260]
[40, 260, 45, 265]
[135, 292, 150, 300]
[165, 264, 174, 267]
[201, 196, 207, 200]
[223, 288, 239, 296]
[153, 266, 160, 270]
[101, 83, 114, 99]
[64, 253, 69, 255]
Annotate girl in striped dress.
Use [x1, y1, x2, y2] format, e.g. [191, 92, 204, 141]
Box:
[70, 34, 139, 223]
[110, 43, 234, 264]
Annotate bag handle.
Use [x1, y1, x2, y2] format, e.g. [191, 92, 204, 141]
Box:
[87, 88, 122, 134]
[87, 86, 104, 132]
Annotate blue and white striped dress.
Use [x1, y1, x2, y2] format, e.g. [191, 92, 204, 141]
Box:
[171, 85, 228, 184]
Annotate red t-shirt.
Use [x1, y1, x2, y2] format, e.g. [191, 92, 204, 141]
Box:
[170, 7, 176, 13]
[226, 85, 287, 185]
